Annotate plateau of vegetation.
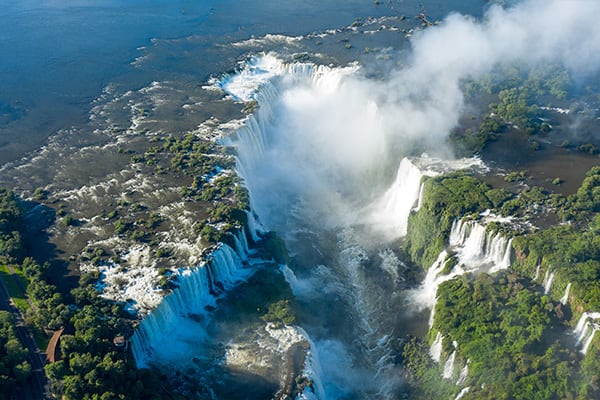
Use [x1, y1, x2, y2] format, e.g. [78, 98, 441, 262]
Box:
[402, 161, 600, 399]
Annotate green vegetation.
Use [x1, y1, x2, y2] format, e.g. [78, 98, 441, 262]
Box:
[403, 270, 586, 400]
[0, 189, 25, 264]
[0, 311, 31, 398]
[0, 187, 170, 399]
[261, 299, 296, 327]
[513, 215, 600, 311]
[0, 265, 28, 312]
[453, 63, 576, 155]
[404, 162, 600, 399]
[405, 172, 492, 267]
[402, 336, 457, 399]
[45, 278, 166, 400]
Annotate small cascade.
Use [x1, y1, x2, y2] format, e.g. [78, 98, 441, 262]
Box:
[456, 360, 469, 386]
[455, 387, 470, 400]
[232, 230, 250, 261]
[411, 250, 470, 328]
[543, 270, 555, 294]
[370, 157, 425, 237]
[414, 251, 450, 309]
[574, 312, 600, 355]
[560, 282, 572, 305]
[245, 209, 266, 242]
[575, 312, 600, 339]
[581, 327, 598, 355]
[291, 327, 327, 400]
[429, 331, 443, 363]
[279, 264, 302, 296]
[533, 264, 541, 281]
[413, 182, 425, 212]
[443, 348, 457, 380]
[449, 219, 512, 272]
[131, 230, 253, 368]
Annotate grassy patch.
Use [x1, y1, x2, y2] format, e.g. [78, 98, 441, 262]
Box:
[0, 265, 30, 312]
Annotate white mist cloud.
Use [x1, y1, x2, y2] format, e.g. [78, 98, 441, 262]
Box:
[231, 0, 600, 232]
[380, 0, 600, 148]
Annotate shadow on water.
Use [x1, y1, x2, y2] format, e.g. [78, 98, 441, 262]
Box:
[20, 199, 78, 294]
[213, 370, 280, 400]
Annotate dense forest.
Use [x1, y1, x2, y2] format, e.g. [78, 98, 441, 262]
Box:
[403, 165, 600, 399]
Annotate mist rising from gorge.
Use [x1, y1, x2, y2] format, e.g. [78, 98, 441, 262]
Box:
[231, 0, 600, 236]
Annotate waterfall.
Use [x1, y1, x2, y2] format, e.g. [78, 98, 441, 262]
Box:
[413, 182, 425, 213]
[574, 312, 600, 355]
[443, 349, 457, 380]
[575, 312, 600, 339]
[232, 230, 250, 261]
[370, 157, 425, 237]
[543, 270, 555, 294]
[131, 230, 252, 368]
[280, 264, 315, 298]
[455, 387, 470, 400]
[216, 53, 498, 398]
[411, 250, 470, 328]
[449, 219, 512, 272]
[414, 218, 513, 316]
[581, 327, 598, 355]
[429, 331, 443, 363]
[245, 209, 265, 242]
[291, 327, 327, 400]
[456, 360, 469, 386]
[414, 251, 450, 310]
[533, 264, 541, 281]
[560, 282, 571, 305]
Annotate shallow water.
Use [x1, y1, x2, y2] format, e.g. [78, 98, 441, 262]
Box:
[0, 0, 485, 164]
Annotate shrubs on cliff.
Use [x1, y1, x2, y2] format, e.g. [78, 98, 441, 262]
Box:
[404, 163, 600, 399]
[428, 272, 580, 399]
[403, 270, 589, 400]
[405, 172, 492, 267]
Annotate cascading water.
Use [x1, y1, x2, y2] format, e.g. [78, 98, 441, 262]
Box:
[413, 182, 426, 213]
[412, 250, 465, 328]
[429, 332, 444, 363]
[581, 328, 598, 355]
[533, 264, 541, 281]
[369, 157, 427, 237]
[574, 312, 600, 355]
[560, 282, 572, 305]
[221, 53, 491, 399]
[131, 230, 252, 368]
[449, 219, 512, 272]
[443, 348, 457, 380]
[456, 361, 469, 386]
[221, 54, 429, 399]
[543, 269, 555, 295]
[455, 387, 471, 400]
[412, 217, 512, 329]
